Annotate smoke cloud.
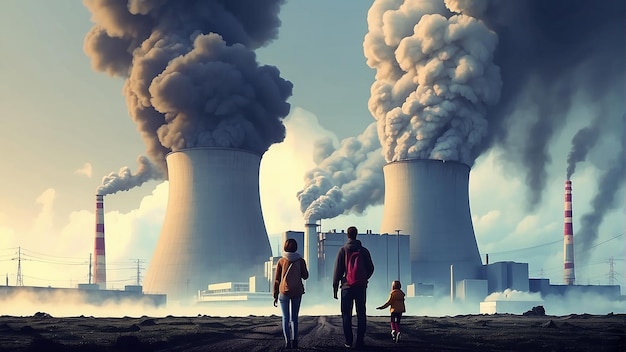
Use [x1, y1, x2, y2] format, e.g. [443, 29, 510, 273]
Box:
[476, 0, 625, 209]
[299, 0, 624, 226]
[84, 0, 293, 183]
[574, 113, 625, 266]
[97, 156, 161, 196]
[365, 0, 501, 165]
[297, 123, 385, 222]
[566, 123, 600, 180]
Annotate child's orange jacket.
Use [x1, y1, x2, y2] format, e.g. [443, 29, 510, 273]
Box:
[377, 288, 406, 313]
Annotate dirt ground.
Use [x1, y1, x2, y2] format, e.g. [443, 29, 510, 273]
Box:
[0, 313, 624, 351]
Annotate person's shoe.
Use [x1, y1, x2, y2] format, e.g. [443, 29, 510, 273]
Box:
[391, 330, 396, 341]
[292, 340, 298, 349]
[285, 340, 291, 349]
[395, 331, 400, 343]
[344, 342, 352, 348]
[354, 341, 365, 349]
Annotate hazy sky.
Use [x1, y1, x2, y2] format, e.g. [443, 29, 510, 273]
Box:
[0, 0, 623, 299]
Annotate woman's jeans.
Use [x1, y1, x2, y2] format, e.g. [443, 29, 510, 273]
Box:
[278, 293, 302, 343]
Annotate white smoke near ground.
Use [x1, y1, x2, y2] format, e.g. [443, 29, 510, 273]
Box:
[84, 0, 292, 191]
[484, 288, 541, 302]
[2, 287, 622, 318]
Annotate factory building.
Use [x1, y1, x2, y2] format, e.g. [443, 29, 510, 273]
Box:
[277, 229, 411, 297]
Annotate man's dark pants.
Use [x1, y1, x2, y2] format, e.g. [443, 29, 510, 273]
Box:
[340, 285, 367, 346]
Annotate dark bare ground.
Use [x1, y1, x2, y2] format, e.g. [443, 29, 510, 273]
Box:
[0, 313, 624, 351]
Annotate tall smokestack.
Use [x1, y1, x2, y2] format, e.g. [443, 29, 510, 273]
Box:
[304, 222, 319, 287]
[563, 180, 575, 285]
[143, 148, 272, 302]
[94, 194, 106, 289]
[380, 159, 482, 296]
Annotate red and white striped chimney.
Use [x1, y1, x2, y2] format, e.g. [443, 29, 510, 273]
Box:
[563, 180, 575, 285]
[94, 194, 107, 288]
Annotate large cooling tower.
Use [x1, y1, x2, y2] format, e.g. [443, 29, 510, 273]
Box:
[380, 159, 482, 295]
[144, 148, 272, 301]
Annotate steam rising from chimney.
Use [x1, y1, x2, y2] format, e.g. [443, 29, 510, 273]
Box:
[365, 0, 501, 165]
[97, 156, 160, 196]
[84, 0, 292, 188]
[297, 123, 385, 222]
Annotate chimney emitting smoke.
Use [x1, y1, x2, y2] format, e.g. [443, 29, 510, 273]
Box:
[563, 180, 575, 285]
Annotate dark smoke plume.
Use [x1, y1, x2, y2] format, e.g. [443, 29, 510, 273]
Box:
[574, 113, 625, 266]
[476, 0, 625, 209]
[576, 153, 625, 266]
[84, 0, 292, 191]
[566, 123, 600, 180]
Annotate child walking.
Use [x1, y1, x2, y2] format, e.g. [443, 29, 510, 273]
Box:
[376, 280, 406, 343]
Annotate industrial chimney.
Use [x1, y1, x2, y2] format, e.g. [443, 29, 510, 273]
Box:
[143, 148, 272, 302]
[94, 194, 106, 289]
[563, 180, 575, 285]
[304, 222, 319, 287]
[380, 159, 482, 296]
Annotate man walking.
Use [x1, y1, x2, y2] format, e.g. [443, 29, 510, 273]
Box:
[333, 226, 375, 349]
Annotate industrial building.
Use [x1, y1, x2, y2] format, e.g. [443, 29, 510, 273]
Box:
[127, 147, 619, 311]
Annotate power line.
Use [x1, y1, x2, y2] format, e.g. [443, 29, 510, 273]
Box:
[488, 233, 624, 257]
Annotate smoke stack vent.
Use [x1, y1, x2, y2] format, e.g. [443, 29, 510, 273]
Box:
[144, 148, 272, 301]
[563, 180, 575, 285]
[94, 194, 107, 289]
[380, 159, 482, 295]
[304, 222, 319, 286]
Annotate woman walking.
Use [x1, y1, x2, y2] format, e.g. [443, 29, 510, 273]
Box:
[273, 238, 309, 349]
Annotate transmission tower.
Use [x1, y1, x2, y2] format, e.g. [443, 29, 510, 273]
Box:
[608, 257, 615, 285]
[134, 259, 144, 286]
[15, 247, 23, 286]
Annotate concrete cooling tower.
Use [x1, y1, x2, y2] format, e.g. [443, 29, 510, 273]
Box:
[144, 148, 272, 302]
[380, 159, 482, 295]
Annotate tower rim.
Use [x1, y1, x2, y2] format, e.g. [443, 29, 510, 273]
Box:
[166, 147, 263, 158]
[383, 158, 470, 170]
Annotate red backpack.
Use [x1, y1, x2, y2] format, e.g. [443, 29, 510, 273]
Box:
[345, 249, 368, 286]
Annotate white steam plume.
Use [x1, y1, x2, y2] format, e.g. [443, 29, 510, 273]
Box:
[97, 156, 160, 196]
[297, 123, 385, 222]
[364, 0, 502, 165]
[298, 0, 502, 222]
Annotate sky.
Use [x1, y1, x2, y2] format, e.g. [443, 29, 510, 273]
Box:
[0, 0, 624, 306]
